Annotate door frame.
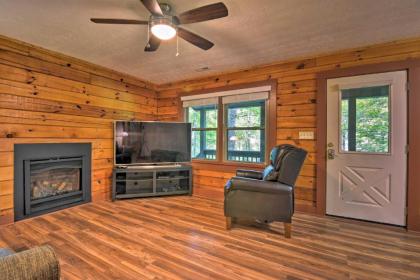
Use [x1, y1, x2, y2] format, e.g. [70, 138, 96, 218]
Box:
[316, 59, 420, 231]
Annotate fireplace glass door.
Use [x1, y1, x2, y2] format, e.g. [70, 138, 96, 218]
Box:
[25, 157, 83, 215]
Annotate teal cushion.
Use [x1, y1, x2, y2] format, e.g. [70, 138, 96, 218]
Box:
[0, 248, 13, 258]
[262, 165, 278, 181]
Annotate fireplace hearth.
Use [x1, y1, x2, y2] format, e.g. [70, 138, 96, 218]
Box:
[14, 143, 91, 221]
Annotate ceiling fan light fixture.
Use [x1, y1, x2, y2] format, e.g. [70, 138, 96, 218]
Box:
[151, 24, 176, 40]
[91, 1, 229, 51]
[150, 18, 176, 40]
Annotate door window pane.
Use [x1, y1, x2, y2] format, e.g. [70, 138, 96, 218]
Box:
[340, 85, 390, 153]
[187, 105, 218, 160]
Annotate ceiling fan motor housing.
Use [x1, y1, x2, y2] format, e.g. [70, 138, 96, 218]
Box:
[151, 2, 178, 26]
[150, 15, 178, 28]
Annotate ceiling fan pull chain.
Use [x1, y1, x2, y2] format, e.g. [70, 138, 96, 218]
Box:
[176, 34, 180, 57]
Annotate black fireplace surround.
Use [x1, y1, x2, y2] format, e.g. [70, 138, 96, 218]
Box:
[14, 143, 91, 221]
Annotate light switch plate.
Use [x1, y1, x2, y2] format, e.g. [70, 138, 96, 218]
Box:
[299, 131, 314, 140]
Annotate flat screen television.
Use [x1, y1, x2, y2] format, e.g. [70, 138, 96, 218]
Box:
[114, 121, 191, 165]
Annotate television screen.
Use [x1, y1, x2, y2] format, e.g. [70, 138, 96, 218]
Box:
[114, 121, 191, 165]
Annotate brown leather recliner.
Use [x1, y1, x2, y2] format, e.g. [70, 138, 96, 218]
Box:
[224, 144, 307, 238]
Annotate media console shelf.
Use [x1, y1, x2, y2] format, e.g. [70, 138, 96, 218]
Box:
[112, 165, 192, 201]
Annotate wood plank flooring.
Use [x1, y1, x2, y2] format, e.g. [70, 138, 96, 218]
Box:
[1, 196, 420, 280]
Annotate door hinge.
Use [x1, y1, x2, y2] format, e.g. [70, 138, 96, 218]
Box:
[404, 207, 408, 216]
[405, 145, 409, 154]
[406, 82, 410, 94]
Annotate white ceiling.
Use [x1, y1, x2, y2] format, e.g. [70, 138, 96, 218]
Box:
[1, 0, 420, 84]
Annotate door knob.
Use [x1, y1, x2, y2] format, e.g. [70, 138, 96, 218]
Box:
[327, 148, 335, 160]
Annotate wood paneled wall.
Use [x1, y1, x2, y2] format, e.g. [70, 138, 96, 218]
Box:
[0, 35, 157, 224]
[2, 33, 420, 223]
[156, 37, 420, 213]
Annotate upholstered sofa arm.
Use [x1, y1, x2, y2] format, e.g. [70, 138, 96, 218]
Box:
[0, 245, 60, 280]
[236, 170, 263, 180]
[225, 177, 293, 195]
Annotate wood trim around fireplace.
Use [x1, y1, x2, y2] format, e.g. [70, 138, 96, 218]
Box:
[316, 59, 420, 232]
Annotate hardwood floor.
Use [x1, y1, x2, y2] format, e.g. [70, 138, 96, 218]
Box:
[1, 196, 420, 280]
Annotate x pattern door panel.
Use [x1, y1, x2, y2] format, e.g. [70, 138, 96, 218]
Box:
[339, 166, 390, 206]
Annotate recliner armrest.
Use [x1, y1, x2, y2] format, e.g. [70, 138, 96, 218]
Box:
[236, 170, 263, 180]
[226, 176, 293, 195]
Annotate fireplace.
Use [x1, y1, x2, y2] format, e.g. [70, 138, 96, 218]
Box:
[14, 143, 91, 221]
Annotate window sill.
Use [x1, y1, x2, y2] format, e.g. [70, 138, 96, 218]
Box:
[191, 159, 266, 171]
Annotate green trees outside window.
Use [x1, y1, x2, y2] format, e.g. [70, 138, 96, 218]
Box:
[226, 100, 265, 162]
[187, 105, 218, 159]
[340, 85, 390, 153]
[186, 99, 266, 163]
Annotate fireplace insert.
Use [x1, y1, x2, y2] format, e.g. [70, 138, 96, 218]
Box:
[14, 143, 91, 221]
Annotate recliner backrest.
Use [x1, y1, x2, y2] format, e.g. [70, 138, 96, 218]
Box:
[275, 145, 307, 186]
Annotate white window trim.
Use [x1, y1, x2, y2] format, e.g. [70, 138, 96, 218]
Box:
[222, 91, 269, 104]
[182, 97, 218, 108]
[180, 85, 271, 101]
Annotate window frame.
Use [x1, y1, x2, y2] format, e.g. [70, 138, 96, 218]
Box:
[223, 100, 268, 163]
[186, 105, 218, 160]
[182, 80, 277, 168]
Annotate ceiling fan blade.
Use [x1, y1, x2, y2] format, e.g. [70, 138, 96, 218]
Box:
[90, 18, 148, 25]
[140, 0, 163, 16]
[178, 28, 214, 50]
[177, 2, 228, 24]
[144, 35, 161, 52]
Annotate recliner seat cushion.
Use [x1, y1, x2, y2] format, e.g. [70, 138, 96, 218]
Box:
[227, 177, 293, 195]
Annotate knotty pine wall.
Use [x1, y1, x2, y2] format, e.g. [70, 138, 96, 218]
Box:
[0, 35, 157, 224]
[1, 34, 420, 224]
[156, 37, 420, 213]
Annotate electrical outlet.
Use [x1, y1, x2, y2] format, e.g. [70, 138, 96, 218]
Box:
[299, 131, 314, 140]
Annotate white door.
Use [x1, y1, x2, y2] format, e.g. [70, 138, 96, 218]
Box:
[326, 71, 407, 226]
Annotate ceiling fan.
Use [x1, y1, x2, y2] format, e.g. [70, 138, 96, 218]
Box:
[90, 0, 228, 52]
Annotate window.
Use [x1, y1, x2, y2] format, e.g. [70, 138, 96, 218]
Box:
[183, 83, 275, 165]
[186, 104, 218, 160]
[225, 100, 265, 162]
[340, 85, 390, 153]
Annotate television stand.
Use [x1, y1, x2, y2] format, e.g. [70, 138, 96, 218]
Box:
[124, 164, 183, 169]
[112, 164, 192, 201]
